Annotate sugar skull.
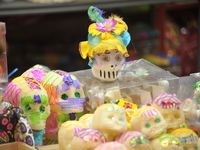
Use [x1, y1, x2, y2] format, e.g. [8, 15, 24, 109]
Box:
[168, 128, 199, 150]
[151, 133, 183, 150]
[79, 6, 131, 82]
[58, 120, 87, 150]
[93, 103, 128, 141]
[151, 93, 185, 129]
[115, 130, 152, 150]
[41, 70, 86, 138]
[2, 76, 50, 145]
[193, 81, 200, 103]
[2, 76, 50, 131]
[94, 141, 128, 150]
[70, 128, 106, 150]
[130, 106, 167, 139]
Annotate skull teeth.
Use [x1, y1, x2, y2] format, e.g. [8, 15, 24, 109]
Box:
[99, 70, 118, 79]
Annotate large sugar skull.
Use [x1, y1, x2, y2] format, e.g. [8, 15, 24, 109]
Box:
[94, 142, 128, 150]
[42, 70, 86, 137]
[93, 103, 128, 141]
[130, 106, 167, 139]
[2, 76, 50, 131]
[151, 133, 183, 150]
[79, 6, 131, 82]
[168, 128, 199, 150]
[116, 130, 152, 150]
[58, 120, 87, 150]
[70, 128, 106, 150]
[152, 93, 185, 129]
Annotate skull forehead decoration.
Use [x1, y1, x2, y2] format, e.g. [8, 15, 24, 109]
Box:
[168, 128, 199, 150]
[152, 93, 185, 129]
[2, 76, 50, 130]
[151, 133, 183, 150]
[130, 106, 167, 139]
[116, 130, 152, 150]
[42, 70, 85, 113]
[79, 6, 131, 82]
[22, 68, 48, 83]
[71, 128, 106, 150]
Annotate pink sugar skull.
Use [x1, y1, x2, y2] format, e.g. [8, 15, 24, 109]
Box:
[152, 93, 185, 129]
[41, 70, 86, 138]
[2, 76, 50, 131]
[116, 130, 152, 150]
[130, 106, 167, 139]
[94, 141, 128, 150]
[71, 128, 106, 150]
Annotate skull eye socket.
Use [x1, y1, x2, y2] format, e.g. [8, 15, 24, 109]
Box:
[61, 94, 68, 100]
[25, 104, 31, 110]
[155, 118, 161, 123]
[74, 92, 80, 98]
[40, 105, 45, 113]
[145, 123, 151, 128]
[101, 55, 110, 62]
[115, 53, 123, 62]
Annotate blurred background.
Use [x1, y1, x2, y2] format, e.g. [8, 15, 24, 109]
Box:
[0, 0, 198, 79]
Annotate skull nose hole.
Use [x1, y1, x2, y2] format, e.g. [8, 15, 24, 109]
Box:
[111, 65, 114, 67]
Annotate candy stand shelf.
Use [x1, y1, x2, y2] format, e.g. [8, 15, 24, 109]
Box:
[0, 0, 197, 16]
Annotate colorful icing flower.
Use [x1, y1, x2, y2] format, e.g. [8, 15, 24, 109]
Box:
[7, 123, 13, 130]
[0, 130, 7, 138]
[89, 19, 126, 40]
[2, 118, 8, 125]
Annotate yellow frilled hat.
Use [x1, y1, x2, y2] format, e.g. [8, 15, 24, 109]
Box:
[79, 6, 131, 59]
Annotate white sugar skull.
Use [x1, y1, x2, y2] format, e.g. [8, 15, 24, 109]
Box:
[79, 6, 131, 82]
[116, 130, 152, 150]
[2, 76, 50, 131]
[58, 120, 87, 150]
[71, 128, 106, 150]
[93, 103, 128, 141]
[130, 106, 167, 139]
[41, 70, 86, 138]
[152, 93, 185, 129]
[168, 128, 199, 150]
[151, 133, 183, 150]
[91, 50, 126, 82]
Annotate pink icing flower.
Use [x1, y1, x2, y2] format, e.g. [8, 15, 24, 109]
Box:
[7, 123, 13, 130]
[2, 118, 8, 125]
[95, 19, 116, 32]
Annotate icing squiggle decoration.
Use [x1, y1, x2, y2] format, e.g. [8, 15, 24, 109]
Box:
[57, 97, 85, 112]
[74, 128, 106, 143]
[116, 130, 150, 148]
[152, 93, 181, 109]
